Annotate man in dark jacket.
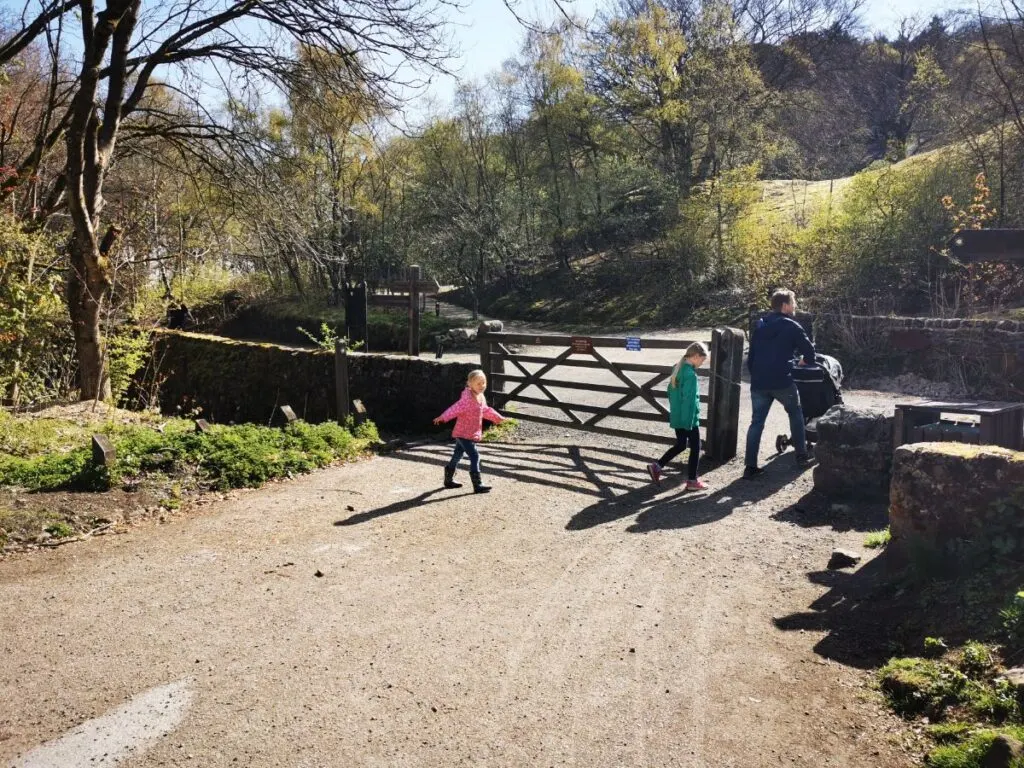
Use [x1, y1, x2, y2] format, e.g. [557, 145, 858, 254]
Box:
[744, 289, 816, 478]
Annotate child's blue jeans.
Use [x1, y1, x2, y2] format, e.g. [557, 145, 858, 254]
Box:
[447, 438, 481, 474]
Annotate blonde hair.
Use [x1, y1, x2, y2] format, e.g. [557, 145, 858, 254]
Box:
[467, 369, 487, 404]
[670, 342, 709, 386]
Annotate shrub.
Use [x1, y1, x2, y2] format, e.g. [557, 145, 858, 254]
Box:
[0, 416, 375, 493]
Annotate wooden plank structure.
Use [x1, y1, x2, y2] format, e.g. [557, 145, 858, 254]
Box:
[479, 325, 745, 461]
[894, 400, 1024, 451]
[947, 229, 1024, 263]
[348, 265, 439, 356]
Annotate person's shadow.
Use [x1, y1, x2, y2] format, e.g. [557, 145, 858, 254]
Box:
[565, 453, 802, 532]
[332, 441, 639, 526]
[334, 486, 484, 525]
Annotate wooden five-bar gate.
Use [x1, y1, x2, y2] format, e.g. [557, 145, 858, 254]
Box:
[479, 327, 745, 462]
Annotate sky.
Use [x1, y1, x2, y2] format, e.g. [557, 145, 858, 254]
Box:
[427, 0, 967, 109]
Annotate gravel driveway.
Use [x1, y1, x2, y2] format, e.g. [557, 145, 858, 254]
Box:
[0, 323, 923, 768]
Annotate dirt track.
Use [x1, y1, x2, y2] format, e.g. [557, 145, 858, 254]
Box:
[0, 313, 924, 767]
[1, 413, 919, 767]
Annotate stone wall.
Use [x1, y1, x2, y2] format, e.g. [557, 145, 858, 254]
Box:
[812, 405, 894, 501]
[813, 314, 1024, 397]
[152, 330, 476, 432]
[889, 442, 1024, 556]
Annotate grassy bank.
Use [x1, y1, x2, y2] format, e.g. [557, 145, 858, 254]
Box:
[0, 407, 378, 551]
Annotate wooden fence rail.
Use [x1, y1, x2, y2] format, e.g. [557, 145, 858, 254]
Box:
[479, 325, 744, 460]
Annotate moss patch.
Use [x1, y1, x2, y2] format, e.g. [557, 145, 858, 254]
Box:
[877, 654, 1018, 723]
[926, 727, 1024, 768]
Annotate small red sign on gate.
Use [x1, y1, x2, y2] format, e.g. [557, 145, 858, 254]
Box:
[570, 336, 594, 354]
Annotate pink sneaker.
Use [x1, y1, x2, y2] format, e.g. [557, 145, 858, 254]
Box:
[647, 462, 662, 483]
[685, 479, 708, 491]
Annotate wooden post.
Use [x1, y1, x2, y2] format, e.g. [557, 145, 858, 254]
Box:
[478, 321, 492, 380]
[706, 327, 744, 462]
[408, 264, 421, 357]
[335, 338, 350, 423]
[478, 320, 504, 408]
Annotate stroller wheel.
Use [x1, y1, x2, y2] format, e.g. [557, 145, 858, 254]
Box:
[776, 434, 790, 454]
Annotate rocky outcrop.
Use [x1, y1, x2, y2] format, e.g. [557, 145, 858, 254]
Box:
[812, 405, 894, 501]
[889, 442, 1024, 555]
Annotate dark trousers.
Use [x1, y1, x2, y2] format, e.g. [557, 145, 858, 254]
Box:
[447, 437, 481, 474]
[658, 427, 701, 480]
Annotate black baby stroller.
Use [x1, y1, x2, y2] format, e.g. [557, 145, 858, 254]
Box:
[775, 353, 844, 454]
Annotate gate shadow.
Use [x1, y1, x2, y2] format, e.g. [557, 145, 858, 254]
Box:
[567, 453, 801, 532]
[334, 441, 642, 525]
[336, 440, 807, 533]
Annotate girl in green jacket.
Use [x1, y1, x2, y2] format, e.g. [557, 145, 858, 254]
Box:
[648, 342, 709, 489]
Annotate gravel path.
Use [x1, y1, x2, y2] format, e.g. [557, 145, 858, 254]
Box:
[0, 315, 923, 768]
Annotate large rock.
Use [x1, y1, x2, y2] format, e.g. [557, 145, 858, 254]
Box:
[889, 443, 1024, 555]
[812, 405, 894, 501]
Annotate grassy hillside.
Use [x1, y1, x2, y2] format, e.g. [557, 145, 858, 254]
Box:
[465, 143, 1022, 327]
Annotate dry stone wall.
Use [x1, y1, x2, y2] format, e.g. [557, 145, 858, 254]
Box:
[812, 405, 895, 501]
[152, 330, 475, 432]
[813, 314, 1024, 398]
[889, 442, 1024, 557]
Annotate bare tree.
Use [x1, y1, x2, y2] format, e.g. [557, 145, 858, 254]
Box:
[0, 0, 452, 399]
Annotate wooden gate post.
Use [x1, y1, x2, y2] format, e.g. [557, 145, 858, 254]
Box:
[478, 320, 504, 408]
[408, 264, 421, 357]
[334, 338, 350, 424]
[707, 326, 744, 462]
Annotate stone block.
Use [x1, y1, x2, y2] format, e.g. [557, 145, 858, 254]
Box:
[889, 442, 1024, 555]
[813, 405, 894, 501]
[91, 434, 115, 467]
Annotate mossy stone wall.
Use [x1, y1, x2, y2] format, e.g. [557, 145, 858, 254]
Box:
[813, 314, 1024, 397]
[153, 330, 476, 431]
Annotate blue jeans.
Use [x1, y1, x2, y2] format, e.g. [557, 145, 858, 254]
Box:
[447, 438, 481, 474]
[744, 383, 807, 468]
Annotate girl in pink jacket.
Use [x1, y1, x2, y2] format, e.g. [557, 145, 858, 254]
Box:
[434, 369, 504, 493]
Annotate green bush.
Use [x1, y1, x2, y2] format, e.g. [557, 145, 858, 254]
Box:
[0, 416, 376, 493]
[1001, 590, 1024, 649]
[864, 528, 891, 549]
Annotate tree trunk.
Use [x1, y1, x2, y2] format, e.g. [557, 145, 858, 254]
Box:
[67, 234, 111, 401]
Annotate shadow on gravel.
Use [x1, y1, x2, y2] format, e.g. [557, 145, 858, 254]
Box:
[568, 453, 802, 532]
[773, 545, 1024, 669]
[346, 440, 821, 534]
[334, 441, 648, 525]
[365, 441, 648, 498]
[770, 489, 890, 533]
[334, 488, 455, 526]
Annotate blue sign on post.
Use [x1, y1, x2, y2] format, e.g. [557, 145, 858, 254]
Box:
[625, 336, 642, 352]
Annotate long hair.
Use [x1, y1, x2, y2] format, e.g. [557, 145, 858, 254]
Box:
[670, 342, 709, 386]
[467, 369, 487, 404]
